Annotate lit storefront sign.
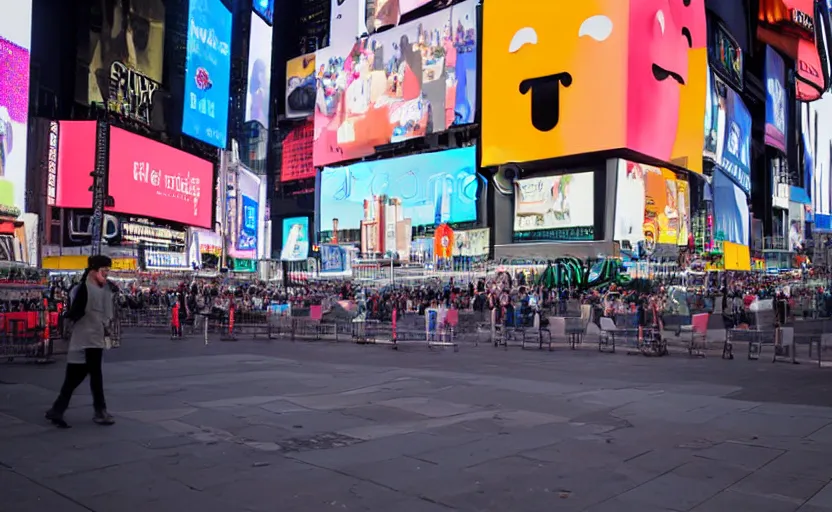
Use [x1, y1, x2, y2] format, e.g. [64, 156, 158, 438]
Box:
[229, 258, 257, 272]
[709, 19, 744, 92]
[121, 220, 186, 246]
[47, 122, 58, 206]
[144, 250, 189, 269]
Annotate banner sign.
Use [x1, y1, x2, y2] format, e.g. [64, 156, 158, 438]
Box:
[108, 61, 160, 124]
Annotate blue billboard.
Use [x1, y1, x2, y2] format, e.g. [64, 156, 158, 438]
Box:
[182, 0, 232, 148]
[253, 0, 274, 24]
[237, 195, 258, 251]
[718, 85, 752, 195]
[319, 146, 481, 233]
[765, 46, 788, 153]
[713, 168, 749, 246]
[281, 216, 309, 261]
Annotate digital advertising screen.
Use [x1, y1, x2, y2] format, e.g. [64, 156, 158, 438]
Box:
[314, 0, 477, 166]
[765, 45, 788, 153]
[513, 172, 594, 243]
[481, 0, 707, 174]
[246, 14, 273, 132]
[182, 0, 232, 148]
[319, 146, 481, 239]
[0, 0, 33, 214]
[76, 0, 165, 108]
[321, 244, 348, 272]
[614, 161, 689, 251]
[229, 167, 261, 258]
[369, 0, 432, 32]
[253, 0, 274, 24]
[55, 121, 97, 209]
[285, 53, 316, 118]
[713, 167, 749, 246]
[108, 127, 214, 228]
[280, 120, 315, 182]
[281, 216, 310, 261]
[716, 78, 752, 195]
[238, 195, 258, 251]
[329, 0, 368, 48]
[53, 122, 214, 227]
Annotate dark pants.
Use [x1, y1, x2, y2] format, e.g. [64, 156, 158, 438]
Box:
[51, 348, 106, 415]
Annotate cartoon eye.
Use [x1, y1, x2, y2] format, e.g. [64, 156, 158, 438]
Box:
[509, 27, 537, 53]
[579, 15, 613, 41]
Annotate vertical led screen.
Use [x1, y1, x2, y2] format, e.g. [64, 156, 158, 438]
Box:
[806, 94, 832, 230]
[614, 161, 689, 250]
[229, 167, 261, 258]
[280, 120, 315, 182]
[713, 168, 749, 246]
[245, 14, 272, 133]
[183, 0, 232, 148]
[76, 0, 165, 110]
[715, 76, 752, 194]
[513, 173, 595, 243]
[481, 0, 707, 173]
[765, 46, 788, 153]
[0, 0, 32, 214]
[319, 146, 481, 249]
[253, 0, 274, 24]
[285, 53, 316, 118]
[281, 217, 309, 261]
[314, 0, 477, 166]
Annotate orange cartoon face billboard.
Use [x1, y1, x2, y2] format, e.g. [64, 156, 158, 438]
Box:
[481, 0, 706, 172]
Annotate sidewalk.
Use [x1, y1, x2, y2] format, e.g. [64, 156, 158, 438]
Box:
[4, 332, 832, 511]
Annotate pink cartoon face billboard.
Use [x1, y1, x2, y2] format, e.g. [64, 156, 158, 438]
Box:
[482, 0, 707, 173]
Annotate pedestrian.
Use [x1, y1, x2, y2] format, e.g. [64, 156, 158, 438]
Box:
[45, 255, 115, 428]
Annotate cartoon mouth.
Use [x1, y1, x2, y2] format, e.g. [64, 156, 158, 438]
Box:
[652, 64, 685, 85]
[519, 72, 573, 132]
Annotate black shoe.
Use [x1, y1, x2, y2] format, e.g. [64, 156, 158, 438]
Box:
[93, 411, 115, 425]
[45, 409, 71, 429]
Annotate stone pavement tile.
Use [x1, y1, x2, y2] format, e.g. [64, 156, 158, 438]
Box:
[749, 403, 832, 420]
[415, 427, 563, 469]
[205, 462, 402, 512]
[671, 459, 751, 489]
[763, 450, 832, 480]
[730, 468, 827, 504]
[0, 468, 91, 512]
[152, 451, 285, 491]
[694, 441, 785, 471]
[4, 438, 176, 480]
[620, 447, 694, 476]
[174, 407, 255, 432]
[438, 464, 648, 512]
[806, 423, 832, 445]
[230, 423, 295, 443]
[342, 404, 435, 424]
[691, 489, 801, 512]
[382, 497, 458, 512]
[376, 396, 482, 418]
[39, 458, 165, 499]
[798, 506, 832, 512]
[245, 409, 372, 434]
[583, 497, 683, 512]
[709, 412, 832, 438]
[342, 455, 466, 493]
[521, 434, 653, 470]
[615, 473, 727, 510]
[805, 481, 832, 509]
[71, 475, 196, 511]
[288, 431, 476, 469]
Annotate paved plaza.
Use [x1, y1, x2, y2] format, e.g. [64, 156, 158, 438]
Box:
[3, 334, 832, 511]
